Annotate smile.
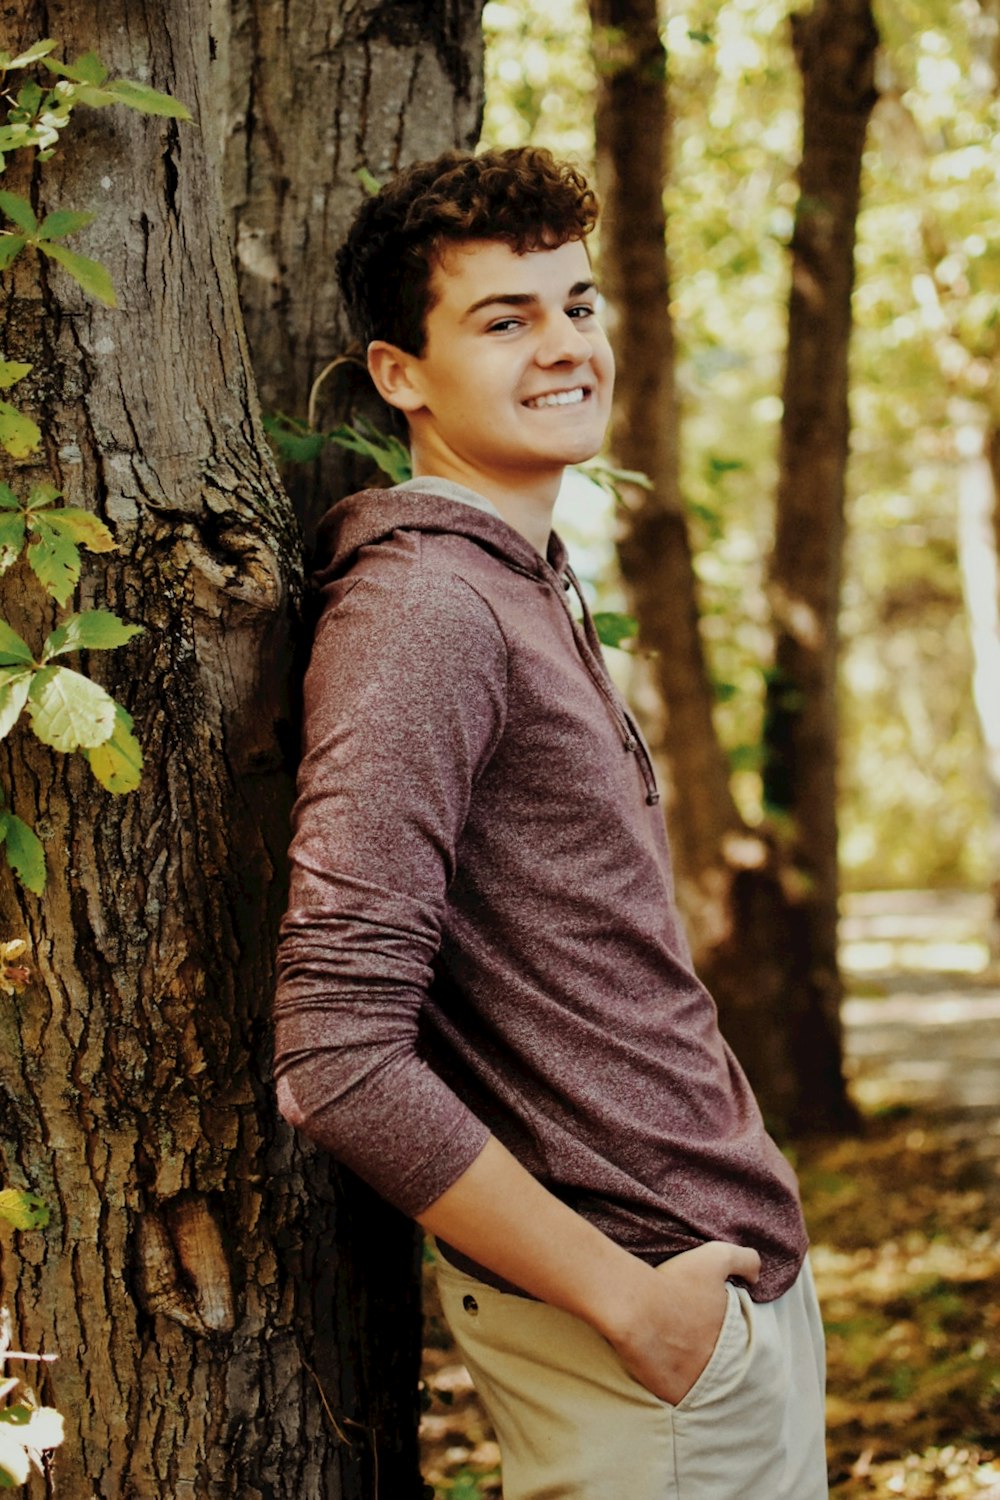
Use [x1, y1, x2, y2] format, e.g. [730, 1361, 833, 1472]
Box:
[523, 387, 588, 409]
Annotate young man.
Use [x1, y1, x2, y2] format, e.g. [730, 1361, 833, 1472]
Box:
[274, 147, 827, 1500]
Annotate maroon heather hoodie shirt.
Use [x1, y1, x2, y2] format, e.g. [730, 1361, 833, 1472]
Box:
[274, 484, 808, 1302]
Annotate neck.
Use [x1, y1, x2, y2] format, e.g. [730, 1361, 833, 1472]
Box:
[410, 447, 559, 558]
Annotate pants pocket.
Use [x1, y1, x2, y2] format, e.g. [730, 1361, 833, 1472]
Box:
[671, 1282, 752, 1412]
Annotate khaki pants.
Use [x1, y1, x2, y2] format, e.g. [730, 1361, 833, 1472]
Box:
[436, 1253, 828, 1500]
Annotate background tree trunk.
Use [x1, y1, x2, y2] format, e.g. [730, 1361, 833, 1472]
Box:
[590, 0, 865, 1132]
[215, 0, 485, 544]
[0, 3, 437, 1495]
[760, 0, 878, 1128]
[589, 0, 742, 889]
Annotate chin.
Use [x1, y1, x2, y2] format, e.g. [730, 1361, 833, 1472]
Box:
[555, 438, 605, 466]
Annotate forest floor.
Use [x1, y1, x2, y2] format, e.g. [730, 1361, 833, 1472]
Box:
[419, 889, 1000, 1500]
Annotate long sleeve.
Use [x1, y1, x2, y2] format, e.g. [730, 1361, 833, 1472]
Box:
[274, 559, 508, 1215]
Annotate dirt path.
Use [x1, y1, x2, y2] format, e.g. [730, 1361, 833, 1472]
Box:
[842, 890, 999, 1111]
[812, 890, 1000, 1497]
[840, 889, 1000, 1195]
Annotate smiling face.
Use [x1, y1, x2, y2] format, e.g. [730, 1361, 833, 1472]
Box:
[367, 237, 615, 511]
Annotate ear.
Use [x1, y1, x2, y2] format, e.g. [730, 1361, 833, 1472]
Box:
[367, 340, 426, 414]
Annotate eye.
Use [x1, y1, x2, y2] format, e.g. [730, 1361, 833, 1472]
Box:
[567, 303, 597, 320]
[486, 316, 524, 334]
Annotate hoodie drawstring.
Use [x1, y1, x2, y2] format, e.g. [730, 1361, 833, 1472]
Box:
[553, 564, 661, 808]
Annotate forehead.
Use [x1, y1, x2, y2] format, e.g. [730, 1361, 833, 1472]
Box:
[427, 237, 593, 314]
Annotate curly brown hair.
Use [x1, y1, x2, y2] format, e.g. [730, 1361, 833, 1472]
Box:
[335, 147, 599, 357]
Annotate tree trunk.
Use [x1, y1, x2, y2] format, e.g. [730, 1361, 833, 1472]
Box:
[212, 4, 487, 1488]
[215, 0, 485, 545]
[0, 4, 422, 1496]
[589, 0, 742, 892]
[590, 0, 862, 1132]
[761, 0, 878, 1127]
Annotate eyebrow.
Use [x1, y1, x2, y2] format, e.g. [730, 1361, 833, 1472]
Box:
[461, 280, 598, 320]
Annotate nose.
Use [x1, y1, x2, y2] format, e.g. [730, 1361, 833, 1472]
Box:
[536, 311, 591, 367]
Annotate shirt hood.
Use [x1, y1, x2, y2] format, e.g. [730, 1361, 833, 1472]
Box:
[313, 485, 570, 587]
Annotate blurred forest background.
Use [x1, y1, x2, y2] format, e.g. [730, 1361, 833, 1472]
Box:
[421, 2, 1000, 1498]
[486, 0, 998, 902]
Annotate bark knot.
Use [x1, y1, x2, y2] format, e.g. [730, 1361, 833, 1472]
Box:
[135, 1193, 235, 1335]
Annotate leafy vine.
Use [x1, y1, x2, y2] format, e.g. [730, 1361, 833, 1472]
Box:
[0, 35, 190, 1487]
[0, 38, 189, 895]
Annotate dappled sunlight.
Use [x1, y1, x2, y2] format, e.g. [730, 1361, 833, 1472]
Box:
[802, 1118, 1000, 1500]
[844, 941, 993, 976]
[840, 892, 1000, 1113]
[806, 888, 1000, 1498]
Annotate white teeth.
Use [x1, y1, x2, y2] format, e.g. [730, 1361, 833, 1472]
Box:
[525, 388, 586, 409]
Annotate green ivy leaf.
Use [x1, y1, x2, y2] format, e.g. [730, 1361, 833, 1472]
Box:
[0, 1189, 48, 1230]
[27, 515, 80, 604]
[44, 610, 142, 659]
[0, 124, 39, 151]
[0, 235, 27, 271]
[105, 79, 192, 120]
[0, 622, 33, 668]
[69, 85, 117, 108]
[37, 209, 95, 242]
[326, 417, 412, 484]
[38, 241, 116, 307]
[40, 506, 115, 552]
[0, 668, 32, 739]
[39, 51, 108, 87]
[85, 704, 143, 793]
[70, 51, 110, 86]
[0, 1463, 19, 1488]
[26, 482, 60, 510]
[0, 360, 31, 391]
[4, 39, 59, 70]
[0, 1405, 32, 1427]
[16, 81, 43, 117]
[1, 812, 45, 894]
[38, 58, 81, 82]
[0, 190, 37, 236]
[592, 612, 639, 649]
[263, 414, 326, 464]
[356, 166, 383, 197]
[0, 512, 25, 571]
[0, 483, 18, 511]
[0, 400, 41, 458]
[27, 664, 117, 751]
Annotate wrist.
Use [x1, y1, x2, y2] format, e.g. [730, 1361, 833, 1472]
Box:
[584, 1252, 663, 1349]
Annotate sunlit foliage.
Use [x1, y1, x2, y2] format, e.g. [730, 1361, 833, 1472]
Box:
[482, 0, 595, 160]
[481, 0, 999, 890]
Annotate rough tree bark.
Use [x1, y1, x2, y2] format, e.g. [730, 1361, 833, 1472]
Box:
[0, 3, 433, 1496]
[590, 0, 865, 1132]
[215, 0, 485, 544]
[212, 3, 487, 1484]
